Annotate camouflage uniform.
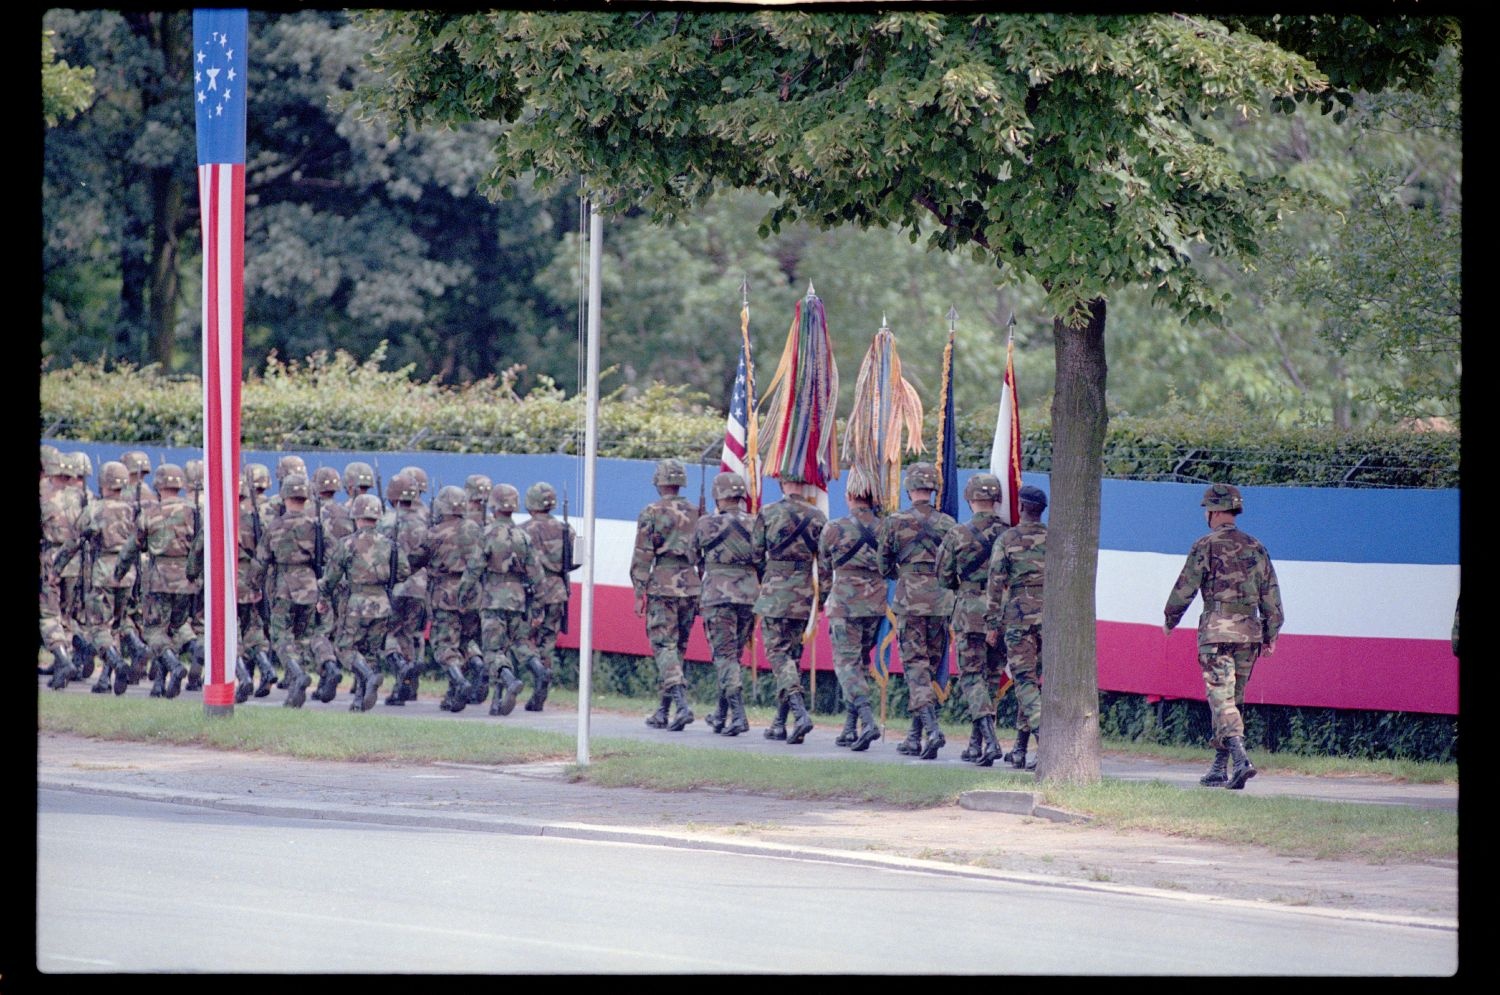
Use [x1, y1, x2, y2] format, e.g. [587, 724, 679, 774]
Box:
[987, 514, 1047, 758]
[693, 473, 760, 735]
[478, 485, 546, 716]
[115, 466, 202, 699]
[379, 474, 431, 703]
[878, 464, 956, 759]
[817, 474, 886, 751]
[630, 459, 701, 731]
[419, 486, 486, 712]
[1164, 483, 1284, 789]
[752, 484, 825, 744]
[52, 463, 139, 694]
[318, 494, 410, 712]
[249, 475, 335, 707]
[237, 481, 278, 699]
[520, 482, 577, 710]
[39, 467, 83, 679]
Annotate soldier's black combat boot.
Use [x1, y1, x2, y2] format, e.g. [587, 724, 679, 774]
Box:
[91, 650, 114, 694]
[352, 653, 383, 712]
[282, 656, 311, 708]
[1199, 747, 1231, 787]
[185, 639, 204, 691]
[1024, 729, 1039, 771]
[723, 689, 750, 737]
[493, 666, 522, 716]
[834, 704, 859, 747]
[252, 650, 278, 698]
[439, 663, 470, 713]
[850, 699, 881, 752]
[646, 693, 672, 729]
[960, 721, 983, 762]
[47, 646, 76, 690]
[72, 633, 96, 681]
[523, 659, 551, 712]
[895, 714, 922, 755]
[161, 649, 188, 699]
[763, 698, 789, 740]
[977, 715, 1004, 768]
[382, 652, 408, 706]
[705, 692, 728, 733]
[1007, 729, 1030, 769]
[400, 668, 421, 703]
[465, 655, 489, 705]
[234, 657, 254, 704]
[313, 659, 342, 703]
[122, 631, 149, 683]
[147, 653, 166, 697]
[667, 684, 696, 732]
[918, 705, 946, 760]
[108, 646, 129, 696]
[785, 692, 813, 745]
[1225, 736, 1256, 790]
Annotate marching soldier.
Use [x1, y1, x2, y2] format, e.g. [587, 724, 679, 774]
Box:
[464, 475, 492, 528]
[1163, 483, 1284, 790]
[752, 475, 826, 745]
[477, 484, 546, 715]
[518, 481, 576, 711]
[692, 472, 759, 737]
[938, 473, 1010, 766]
[986, 484, 1049, 770]
[400, 465, 431, 523]
[816, 467, 885, 751]
[319, 493, 410, 712]
[265, 455, 307, 518]
[314, 467, 354, 542]
[248, 472, 331, 708]
[420, 485, 485, 712]
[343, 462, 376, 504]
[121, 451, 159, 503]
[53, 460, 138, 695]
[235, 473, 279, 701]
[878, 462, 957, 760]
[631, 458, 701, 732]
[39, 450, 86, 687]
[379, 473, 429, 705]
[114, 464, 201, 698]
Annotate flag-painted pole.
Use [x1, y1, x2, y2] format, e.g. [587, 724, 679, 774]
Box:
[577, 199, 603, 766]
[193, 9, 247, 717]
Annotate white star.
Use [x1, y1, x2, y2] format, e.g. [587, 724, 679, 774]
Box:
[223, 89, 232, 102]
[197, 90, 205, 103]
[216, 105, 223, 117]
[220, 33, 228, 47]
[226, 49, 234, 61]
[227, 68, 236, 82]
[197, 49, 205, 63]
[206, 67, 219, 90]
[194, 69, 200, 83]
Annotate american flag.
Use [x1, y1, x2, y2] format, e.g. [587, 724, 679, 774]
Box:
[194, 9, 247, 709]
[720, 300, 760, 511]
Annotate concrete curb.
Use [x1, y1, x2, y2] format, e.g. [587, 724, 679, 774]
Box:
[957, 790, 1092, 825]
[39, 775, 1455, 934]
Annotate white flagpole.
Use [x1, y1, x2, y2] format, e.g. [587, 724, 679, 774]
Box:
[577, 200, 603, 766]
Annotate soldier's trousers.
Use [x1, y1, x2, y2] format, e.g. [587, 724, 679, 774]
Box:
[533, 601, 565, 671]
[644, 594, 697, 692]
[1005, 623, 1043, 733]
[142, 592, 199, 656]
[459, 601, 484, 662]
[480, 608, 542, 684]
[1198, 643, 1260, 748]
[897, 615, 947, 711]
[829, 615, 881, 705]
[237, 602, 270, 655]
[78, 583, 133, 655]
[428, 608, 474, 671]
[39, 587, 72, 654]
[957, 631, 1006, 720]
[385, 595, 428, 663]
[702, 603, 754, 695]
[331, 613, 389, 669]
[270, 601, 332, 667]
[760, 615, 809, 700]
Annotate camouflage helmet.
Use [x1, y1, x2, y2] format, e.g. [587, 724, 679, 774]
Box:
[312, 466, 342, 495]
[350, 493, 383, 521]
[67, 451, 93, 478]
[280, 472, 310, 501]
[343, 461, 375, 495]
[184, 459, 204, 491]
[465, 474, 493, 504]
[276, 455, 307, 483]
[964, 473, 1003, 503]
[156, 463, 186, 491]
[387, 472, 420, 505]
[525, 481, 557, 512]
[100, 460, 130, 492]
[904, 462, 939, 493]
[238, 474, 251, 500]
[433, 485, 467, 519]
[712, 471, 748, 503]
[121, 451, 152, 476]
[42, 448, 66, 476]
[1201, 482, 1243, 514]
[652, 458, 687, 487]
[246, 462, 272, 492]
[1018, 484, 1048, 512]
[400, 466, 429, 494]
[41, 444, 60, 471]
[490, 483, 521, 514]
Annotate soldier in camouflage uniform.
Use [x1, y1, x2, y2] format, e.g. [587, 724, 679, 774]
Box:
[114, 464, 202, 699]
[693, 472, 759, 737]
[318, 493, 410, 712]
[631, 458, 701, 732]
[418, 485, 486, 711]
[343, 462, 375, 504]
[465, 475, 492, 528]
[56, 454, 92, 641]
[939, 473, 1010, 766]
[752, 476, 826, 745]
[53, 461, 138, 695]
[457, 473, 493, 688]
[1163, 483, 1284, 791]
[39, 451, 88, 687]
[379, 472, 429, 705]
[265, 455, 307, 519]
[816, 467, 886, 751]
[986, 484, 1048, 770]
[180, 459, 209, 690]
[878, 462, 957, 760]
[520, 481, 577, 712]
[234, 473, 279, 702]
[121, 451, 159, 503]
[314, 467, 354, 542]
[477, 484, 546, 716]
[400, 465, 431, 524]
[248, 472, 333, 708]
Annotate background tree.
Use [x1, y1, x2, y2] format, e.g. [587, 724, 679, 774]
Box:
[358, 11, 1456, 782]
[42, 28, 95, 128]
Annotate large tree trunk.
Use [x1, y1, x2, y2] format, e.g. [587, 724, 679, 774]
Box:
[1039, 298, 1107, 784]
[149, 169, 185, 369]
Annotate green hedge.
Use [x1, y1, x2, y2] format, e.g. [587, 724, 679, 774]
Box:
[41, 349, 1458, 487]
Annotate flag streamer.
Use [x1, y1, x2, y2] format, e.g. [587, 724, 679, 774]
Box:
[759, 288, 840, 503]
[931, 326, 959, 702]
